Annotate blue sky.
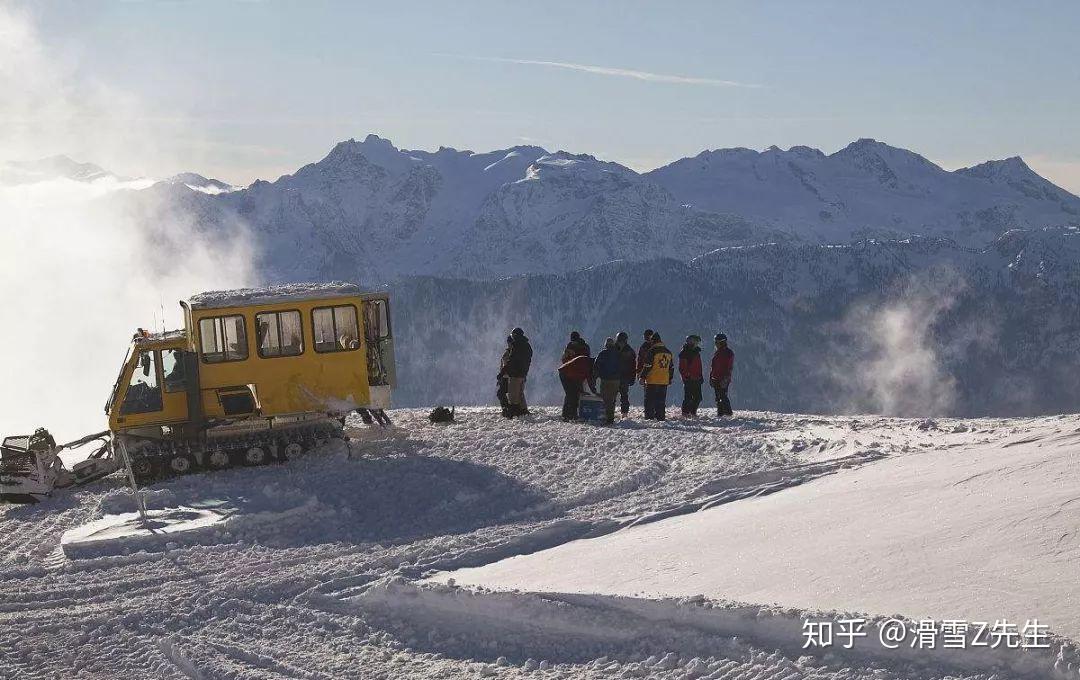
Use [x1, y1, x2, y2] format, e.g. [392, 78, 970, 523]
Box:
[21, 1, 1080, 189]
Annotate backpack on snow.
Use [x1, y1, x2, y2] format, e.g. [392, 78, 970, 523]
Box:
[429, 406, 456, 424]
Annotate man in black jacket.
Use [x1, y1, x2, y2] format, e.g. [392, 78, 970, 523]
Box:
[636, 329, 655, 416]
[496, 335, 513, 417]
[615, 331, 637, 416]
[504, 327, 533, 416]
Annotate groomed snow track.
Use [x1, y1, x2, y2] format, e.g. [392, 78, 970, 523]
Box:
[1, 408, 1075, 679]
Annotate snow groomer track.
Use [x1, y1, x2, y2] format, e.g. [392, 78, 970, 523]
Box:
[2, 408, 1078, 679]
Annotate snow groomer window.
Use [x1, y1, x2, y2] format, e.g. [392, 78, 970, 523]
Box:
[120, 350, 163, 414]
[161, 349, 187, 392]
[199, 315, 248, 363]
[256, 310, 304, 358]
[313, 305, 359, 353]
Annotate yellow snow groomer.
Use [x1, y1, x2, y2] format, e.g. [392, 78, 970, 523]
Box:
[99, 282, 396, 483]
[1, 282, 397, 497]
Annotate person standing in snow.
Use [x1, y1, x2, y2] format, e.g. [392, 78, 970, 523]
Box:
[679, 335, 704, 417]
[639, 333, 674, 420]
[592, 337, 623, 424]
[636, 329, 655, 414]
[614, 331, 637, 417]
[559, 354, 595, 422]
[496, 335, 513, 417]
[558, 331, 594, 421]
[504, 327, 533, 417]
[710, 333, 735, 417]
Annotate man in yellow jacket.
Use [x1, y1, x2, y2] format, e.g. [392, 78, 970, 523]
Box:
[639, 333, 674, 421]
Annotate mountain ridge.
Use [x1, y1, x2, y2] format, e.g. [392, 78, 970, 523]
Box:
[23, 137, 1080, 284]
[220, 135, 1079, 282]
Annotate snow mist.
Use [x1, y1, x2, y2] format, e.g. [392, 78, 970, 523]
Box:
[0, 6, 254, 441]
[829, 268, 964, 417]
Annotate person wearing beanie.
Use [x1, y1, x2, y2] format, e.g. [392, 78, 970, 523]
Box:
[562, 330, 591, 363]
[636, 329, 656, 415]
[557, 341, 600, 420]
[592, 337, 623, 424]
[614, 331, 637, 416]
[639, 332, 674, 420]
[503, 327, 533, 416]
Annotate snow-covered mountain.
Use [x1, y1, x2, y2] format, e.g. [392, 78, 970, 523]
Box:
[159, 172, 237, 195]
[212, 135, 1077, 281]
[210, 135, 773, 282]
[0, 155, 117, 185]
[86, 135, 1080, 282]
[646, 139, 1080, 245]
[0, 156, 237, 195]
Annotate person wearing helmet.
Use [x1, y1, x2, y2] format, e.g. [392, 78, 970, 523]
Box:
[504, 327, 533, 417]
[614, 331, 637, 416]
[679, 335, 704, 417]
[710, 333, 735, 417]
[639, 333, 674, 420]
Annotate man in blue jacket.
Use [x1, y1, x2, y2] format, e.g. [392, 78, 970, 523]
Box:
[592, 337, 623, 424]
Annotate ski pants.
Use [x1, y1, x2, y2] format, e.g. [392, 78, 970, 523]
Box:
[618, 378, 633, 415]
[599, 379, 621, 423]
[682, 379, 703, 416]
[496, 377, 509, 412]
[644, 384, 669, 420]
[507, 376, 527, 413]
[561, 374, 583, 421]
[713, 384, 733, 416]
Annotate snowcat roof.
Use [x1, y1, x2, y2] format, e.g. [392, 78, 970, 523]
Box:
[133, 329, 186, 345]
[185, 282, 364, 311]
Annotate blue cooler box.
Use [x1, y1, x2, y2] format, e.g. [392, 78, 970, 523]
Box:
[578, 394, 606, 422]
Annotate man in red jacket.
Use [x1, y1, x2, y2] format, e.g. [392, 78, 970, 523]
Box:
[559, 332, 595, 421]
[710, 333, 735, 417]
[678, 335, 704, 417]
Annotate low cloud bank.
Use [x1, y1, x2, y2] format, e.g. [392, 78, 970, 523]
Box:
[0, 6, 254, 441]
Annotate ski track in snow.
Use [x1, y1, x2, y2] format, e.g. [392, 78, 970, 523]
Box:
[0, 408, 1071, 679]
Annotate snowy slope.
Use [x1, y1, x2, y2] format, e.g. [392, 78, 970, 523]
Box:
[434, 416, 1080, 640]
[5, 408, 1072, 679]
[647, 139, 1080, 245]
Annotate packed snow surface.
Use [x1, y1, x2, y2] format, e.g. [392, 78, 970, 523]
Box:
[1, 408, 1078, 679]
[60, 506, 226, 558]
[434, 417, 1080, 639]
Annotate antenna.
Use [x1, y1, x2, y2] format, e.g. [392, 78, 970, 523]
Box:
[160, 296, 166, 334]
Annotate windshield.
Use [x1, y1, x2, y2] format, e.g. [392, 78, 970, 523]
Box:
[104, 345, 133, 415]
